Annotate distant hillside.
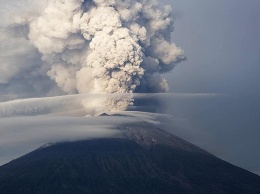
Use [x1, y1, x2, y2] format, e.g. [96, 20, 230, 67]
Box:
[0, 123, 259, 194]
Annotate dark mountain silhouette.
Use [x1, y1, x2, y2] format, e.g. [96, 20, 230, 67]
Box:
[0, 122, 259, 194]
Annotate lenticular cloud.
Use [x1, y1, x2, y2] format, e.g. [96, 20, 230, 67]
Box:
[0, 0, 185, 111]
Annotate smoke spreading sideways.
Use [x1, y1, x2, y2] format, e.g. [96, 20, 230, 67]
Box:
[0, 0, 185, 112]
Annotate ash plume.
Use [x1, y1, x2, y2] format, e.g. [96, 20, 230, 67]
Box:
[0, 0, 185, 111]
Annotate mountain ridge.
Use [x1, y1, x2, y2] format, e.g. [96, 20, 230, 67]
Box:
[0, 122, 259, 194]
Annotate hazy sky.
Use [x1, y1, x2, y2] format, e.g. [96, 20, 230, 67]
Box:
[0, 0, 259, 175]
[160, 0, 260, 174]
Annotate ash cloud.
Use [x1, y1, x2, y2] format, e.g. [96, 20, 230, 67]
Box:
[0, 0, 185, 111]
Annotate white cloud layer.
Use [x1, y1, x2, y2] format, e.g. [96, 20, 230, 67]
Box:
[0, 0, 185, 111]
[0, 108, 167, 165]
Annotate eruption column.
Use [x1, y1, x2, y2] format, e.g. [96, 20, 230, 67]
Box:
[0, 0, 185, 111]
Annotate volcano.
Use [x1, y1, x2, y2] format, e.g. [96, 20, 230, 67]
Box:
[0, 122, 259, 194]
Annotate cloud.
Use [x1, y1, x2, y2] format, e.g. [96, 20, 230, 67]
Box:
[0, 109, 164, 165]
[0, 93, 219, 117]
[0, 0, 185, 111]
[0, 116, 120, 165]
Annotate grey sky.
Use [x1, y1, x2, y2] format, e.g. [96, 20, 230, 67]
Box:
[160, 0, 260, 174]
[0, 0, 259, 175]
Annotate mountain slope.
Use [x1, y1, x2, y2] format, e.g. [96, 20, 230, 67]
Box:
[0, 123, 259, 194]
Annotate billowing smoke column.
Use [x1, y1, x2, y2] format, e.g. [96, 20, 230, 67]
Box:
[0, 0, 184, 111]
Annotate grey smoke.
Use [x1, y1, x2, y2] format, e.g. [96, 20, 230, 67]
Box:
[0, 0, 184, 111]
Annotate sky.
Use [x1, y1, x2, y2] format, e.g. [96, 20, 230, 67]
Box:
[0, 0, 259, 175]
[160, 0, 260, 174]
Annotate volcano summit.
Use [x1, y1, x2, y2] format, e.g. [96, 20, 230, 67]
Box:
[0, 122, 259, 194]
